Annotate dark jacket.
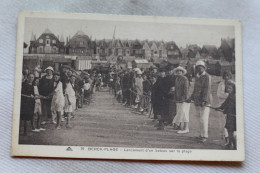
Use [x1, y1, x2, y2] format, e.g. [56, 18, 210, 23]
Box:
[122, 73, 129, 88]
[151, 77, 167, 105]
[190, 72, 212, 106]
[143, 79, 152, 95]
[39, 75, 54, 97]
[165, 75, 175, 92]
[164, 75, 175, 99]
[219, 93, 236, 115]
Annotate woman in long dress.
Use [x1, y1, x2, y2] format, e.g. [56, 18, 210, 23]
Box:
[172, 66, 190, 134]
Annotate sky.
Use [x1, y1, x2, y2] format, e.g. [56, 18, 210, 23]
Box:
[24, 17, 235, 50]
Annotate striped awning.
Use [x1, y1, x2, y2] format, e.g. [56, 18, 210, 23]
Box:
[78, 60, 92, 70]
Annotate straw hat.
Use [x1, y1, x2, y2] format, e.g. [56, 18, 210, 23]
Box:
[137, 70, 142, 75]
[134, 67, 140, 72]
[195, 60, 206, 68]
[173, 66, 187, 75]
[44, 66, 54, 72]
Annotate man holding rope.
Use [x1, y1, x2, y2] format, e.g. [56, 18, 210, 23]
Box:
[187, 60, 212, 143]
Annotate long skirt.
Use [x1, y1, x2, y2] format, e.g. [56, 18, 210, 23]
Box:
[173, 102, 191, 123]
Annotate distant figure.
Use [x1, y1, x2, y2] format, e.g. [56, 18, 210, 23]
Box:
[134, 70, 144, 111]
[83, 78, 91, 104]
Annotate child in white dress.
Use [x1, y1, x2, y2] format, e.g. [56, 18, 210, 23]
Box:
[64, 77, 76, 128]
[50, 72, 65, 129]
[33, 78, 46, 131]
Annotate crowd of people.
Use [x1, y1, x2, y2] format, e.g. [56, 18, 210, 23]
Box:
[107, 60, 236, 149]
[20, 65, 100, 134]
[20, 60, 237, 150]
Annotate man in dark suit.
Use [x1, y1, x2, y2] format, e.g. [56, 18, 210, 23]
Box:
[153, 68, 168, 130]
[164, 65, 176, 127]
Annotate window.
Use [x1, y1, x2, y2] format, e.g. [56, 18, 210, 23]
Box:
[52, 40, 56, 44]
[154, 51, 157, 54]
[80, 41, 84, 45]
[39, 39, 43, 43]
[118, 49, 123, 55]
[46, 39, 50, 45]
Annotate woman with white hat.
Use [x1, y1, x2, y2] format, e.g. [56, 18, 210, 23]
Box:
[172, 66, 190, 134]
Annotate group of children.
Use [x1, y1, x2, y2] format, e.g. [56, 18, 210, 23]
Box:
[20, 65, 99, 135]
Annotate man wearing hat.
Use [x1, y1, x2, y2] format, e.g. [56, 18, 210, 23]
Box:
[153, 68, 168, 130]
[187, 60, 212, 143]
[39, 66, 55, 124]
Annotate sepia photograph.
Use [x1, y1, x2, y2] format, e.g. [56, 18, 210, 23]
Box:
[11, 11, 244, 161]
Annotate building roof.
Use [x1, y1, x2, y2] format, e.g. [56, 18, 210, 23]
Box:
[143, 41, 150, 50]
[132, 39, 142, 49]
[30, 33, 36, 41]
[150, 42, 158, 50]
[43, 28, 53, 34]
[74, 30, 86, 37]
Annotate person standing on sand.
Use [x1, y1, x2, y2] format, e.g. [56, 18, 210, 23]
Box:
[172, 66, 190, 134]
[187, 60, 212, 143]
[50, 72, 65, 129]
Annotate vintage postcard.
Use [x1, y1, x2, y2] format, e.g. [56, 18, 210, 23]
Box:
[11, 11, 244, 161]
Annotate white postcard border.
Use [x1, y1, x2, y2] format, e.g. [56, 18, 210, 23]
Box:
[11, 11, 244, 161]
